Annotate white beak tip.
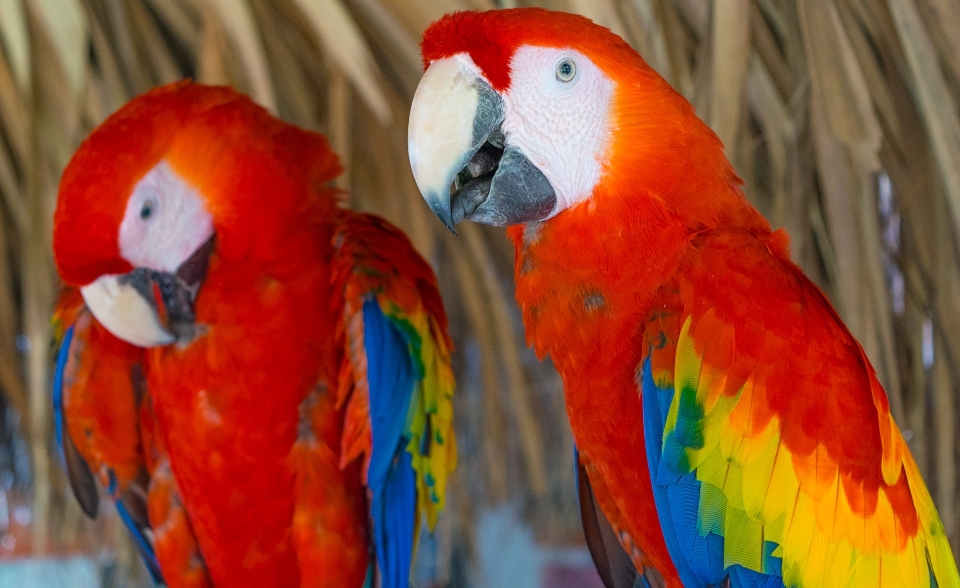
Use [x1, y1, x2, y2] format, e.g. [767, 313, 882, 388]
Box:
[80, 276, 175, 348]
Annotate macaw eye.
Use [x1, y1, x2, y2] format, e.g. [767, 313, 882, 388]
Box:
[556, 59, 577, 82]
[140, 199, 156, 221]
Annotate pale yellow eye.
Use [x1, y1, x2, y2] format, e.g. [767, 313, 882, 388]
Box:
[556, 59, 577, 82]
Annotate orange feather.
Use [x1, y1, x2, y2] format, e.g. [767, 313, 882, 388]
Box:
[423, 7, 958, 586]
[55, 291, 211, 586]
[53, 82, 454, 587]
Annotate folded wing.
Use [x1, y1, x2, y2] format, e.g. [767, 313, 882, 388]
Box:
[52, 290, 163, 583]
[642, 231, 959, 588]
[332, 212, 456, 588]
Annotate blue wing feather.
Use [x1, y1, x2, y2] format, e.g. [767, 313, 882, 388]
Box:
[641, 357, 785, 588]
[53, 323, 164, 585]
[363, 298, 417, 588]
[641, 358, 700, 586]
[53, 326, 74, 460]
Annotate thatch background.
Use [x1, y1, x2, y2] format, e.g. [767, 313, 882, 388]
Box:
[0, 0, 958, 584]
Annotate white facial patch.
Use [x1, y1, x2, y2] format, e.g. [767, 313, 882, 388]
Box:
[118, 161, 214, 273]
[502, 47, 614, 214]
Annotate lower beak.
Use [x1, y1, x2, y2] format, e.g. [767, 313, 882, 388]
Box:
[408, 57, 557, 232]
[80, 238, 214, 347]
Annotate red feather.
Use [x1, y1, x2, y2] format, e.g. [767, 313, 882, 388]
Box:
[422, 7, 958, 585]
[53, 82, 453, 587]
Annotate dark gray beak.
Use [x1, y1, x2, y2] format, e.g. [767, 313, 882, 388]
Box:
[408, 57, 557, 232]
[80, 238, 214, 347]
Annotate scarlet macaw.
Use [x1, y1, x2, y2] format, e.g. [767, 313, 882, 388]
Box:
[407, 8, 959, 588]
[52, 81, 455, 588]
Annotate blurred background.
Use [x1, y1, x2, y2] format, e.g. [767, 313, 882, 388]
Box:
[0, 0, 958, 586]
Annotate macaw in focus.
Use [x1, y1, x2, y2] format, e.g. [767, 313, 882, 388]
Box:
[52, 81, 455, 588]
[407, 8, 959, 588]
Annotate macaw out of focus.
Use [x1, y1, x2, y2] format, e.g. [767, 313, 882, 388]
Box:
[51, 81, 455, 588]
[408, 8, 959, 588]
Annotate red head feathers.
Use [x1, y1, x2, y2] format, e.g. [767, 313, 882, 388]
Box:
[54, 81, 340, 286]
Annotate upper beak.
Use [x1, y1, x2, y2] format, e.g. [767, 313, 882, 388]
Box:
[80, 238, 214, 347]
[408, 57, 557, 232]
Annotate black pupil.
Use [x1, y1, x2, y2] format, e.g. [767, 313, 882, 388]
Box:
[560, 62, 572, 77]
[140, 202, 153, 220]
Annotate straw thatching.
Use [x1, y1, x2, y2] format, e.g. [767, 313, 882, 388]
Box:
[0, 0, 958, 584]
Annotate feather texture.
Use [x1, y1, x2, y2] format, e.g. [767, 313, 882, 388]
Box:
[364, 298, 417, 588]
[576, 447, 641, 588]
[52, 82, 454, 587]
[417, 8, 959, 587]
[52, 294, 169, 585]
[641, 230, 959, 587]
[333, 211, 457, 588]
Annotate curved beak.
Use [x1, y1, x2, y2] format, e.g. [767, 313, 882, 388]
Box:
[408, 57, 557, 232]
[80, 238, 214, 347]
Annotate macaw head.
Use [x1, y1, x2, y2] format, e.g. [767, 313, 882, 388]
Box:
[408, 8, 743, 233]
[54, 81, 340, 347]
